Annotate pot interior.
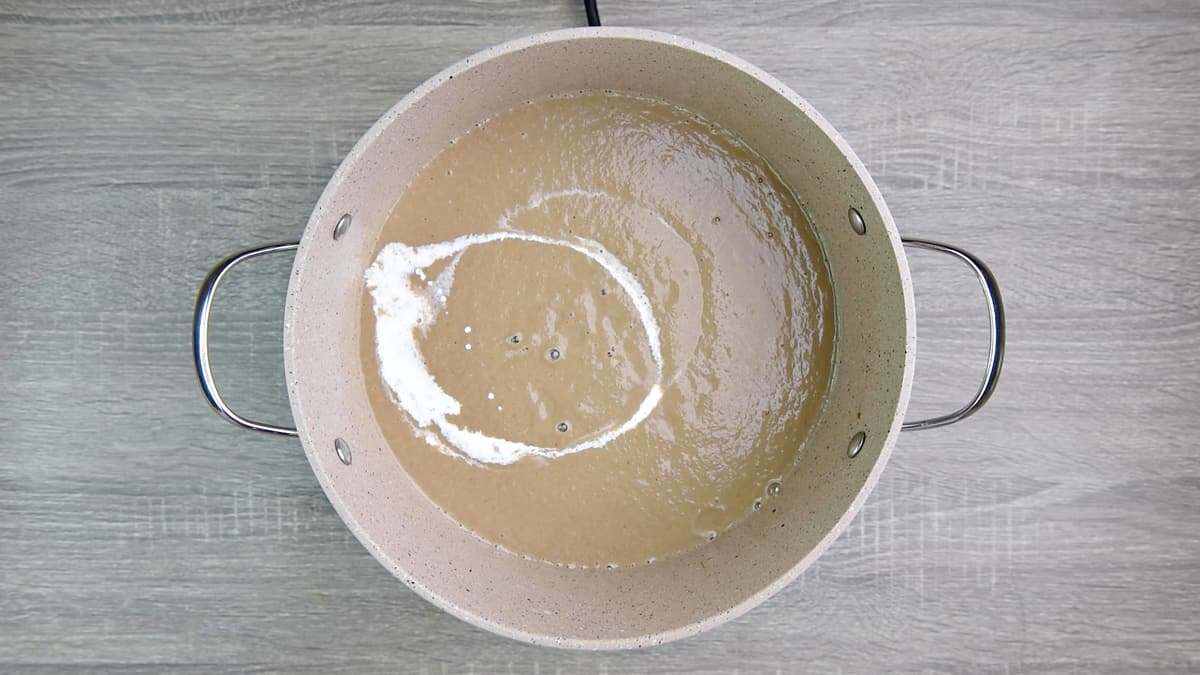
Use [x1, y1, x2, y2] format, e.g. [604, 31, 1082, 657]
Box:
[283, 27, 913, 647]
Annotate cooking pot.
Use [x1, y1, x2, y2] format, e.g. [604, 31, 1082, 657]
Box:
[192, 28, 1004, 648]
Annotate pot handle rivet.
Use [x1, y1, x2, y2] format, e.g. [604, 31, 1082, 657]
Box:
[848, 207, 867, 235]
[847, 431, 866, 458]
[333, 213, 352, 240]
[193, 243, 301, 436]
[334, 438, 352, 465]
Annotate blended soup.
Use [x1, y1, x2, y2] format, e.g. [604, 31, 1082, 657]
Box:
[360, 91, 835, 567]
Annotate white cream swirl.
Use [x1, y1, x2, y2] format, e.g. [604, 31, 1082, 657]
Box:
[365, 230, 664, 465]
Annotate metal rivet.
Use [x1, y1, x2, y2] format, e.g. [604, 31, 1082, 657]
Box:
[334, 437, 352, 465]
[848, 207, 866, 235]
[333, 213, 352, 240]
[767, 480, 782, 496]
[847, 431, 867, 458]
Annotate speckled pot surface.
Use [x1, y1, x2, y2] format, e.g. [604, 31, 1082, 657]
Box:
[282, 28, 915, 648]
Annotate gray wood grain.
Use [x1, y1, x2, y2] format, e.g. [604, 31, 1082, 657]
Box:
[1, 0, 1198, 672]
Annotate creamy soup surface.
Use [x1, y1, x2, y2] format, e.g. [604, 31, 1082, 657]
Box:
[360, 91, 835, 566]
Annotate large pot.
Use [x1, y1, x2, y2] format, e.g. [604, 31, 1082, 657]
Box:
[193, 28, 1004, 648]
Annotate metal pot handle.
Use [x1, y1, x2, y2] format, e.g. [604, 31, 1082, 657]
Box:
[193, 238, 1004, 436]
[900, 238, 1006, 431]
[193, 243, 300, 436]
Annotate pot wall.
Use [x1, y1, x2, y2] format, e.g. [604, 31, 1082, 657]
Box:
[282, 28, 914, 648]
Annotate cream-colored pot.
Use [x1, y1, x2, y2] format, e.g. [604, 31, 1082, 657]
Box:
[193, 28, 1005, 649]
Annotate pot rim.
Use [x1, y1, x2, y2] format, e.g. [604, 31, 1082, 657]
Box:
[284, 26, 915, 649]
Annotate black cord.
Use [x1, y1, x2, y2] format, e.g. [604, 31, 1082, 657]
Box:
[584, 0, 601, 26]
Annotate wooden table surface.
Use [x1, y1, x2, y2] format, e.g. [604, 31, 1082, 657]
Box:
[2, 1, 1198, 672]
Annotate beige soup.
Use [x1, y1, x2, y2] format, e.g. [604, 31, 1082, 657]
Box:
[359, 92, 835, 567]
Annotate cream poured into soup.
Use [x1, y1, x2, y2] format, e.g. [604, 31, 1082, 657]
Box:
[361, 92, 835, 566]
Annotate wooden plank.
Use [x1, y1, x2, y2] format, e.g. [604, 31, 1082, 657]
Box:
[1, 22, 1197, 194]
[1, 0, 1197, 26]
[1, 0, 1198, 672]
